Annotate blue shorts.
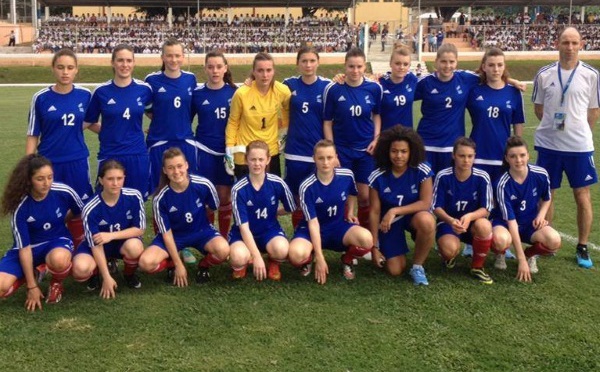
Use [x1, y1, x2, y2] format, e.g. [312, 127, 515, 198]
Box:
[292, 220, 354, 252]
[536, 150, 597, 189]
[148, 140, 198, 193]
[74, 238, 141, 259]
[336, 145, 374, 184]
[98, 154, 150, 200]
[378, 215, 415, 259]
[0, 238, 73, 279]
[492, 219, 535, 245]
[425, 151, 452, 175]
[474, 163, 504, 183]
[228, 225, 286, 253]
[436, 221, 473, 244]
[53, 158, 94, 202]
[151, 226, 221, 256]
[196, 147, 233, 187]
[285, 159, 315, 196]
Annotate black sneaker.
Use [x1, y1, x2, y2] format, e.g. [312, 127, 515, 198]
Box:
[86, 274, 99, 291]
[196, 267, 211, 284]
[124, 274, 142, 289]
[165, 267, 175, 283]
[108, 259, 119, 275]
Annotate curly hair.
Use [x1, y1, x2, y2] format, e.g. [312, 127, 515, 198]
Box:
[2, 154, 52, 215]
[373, 125, 426, 170]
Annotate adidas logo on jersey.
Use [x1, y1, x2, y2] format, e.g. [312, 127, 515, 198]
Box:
[99, 220, 108, 226]
[158, 87, 167, 93]
[250, 106, 257, 111]
[383, 89, 391, 94]
[26, 216, 36, 222]
[447, 190, 453, 195]
[315, 197, 324, 204]
[383, 187, 392, 193]
[338, 96, 346, 102]
[202, 99, 210, 105]
[169, 206, 178, 212]
[510, 195, 518, 200]
[291, 90, 297, 96]
[476, 95, 484, 101]
[430, 89, 439, 94]
[47, 105, 57, 112]
[585, 174, 594, 181]
[550, 82, 555, 87]
[107, 98, 116, 105]
[246, 200, 254, 206]
[82, 193, 89, 200]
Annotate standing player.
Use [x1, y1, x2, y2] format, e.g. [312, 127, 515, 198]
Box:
[27, 48, 95, 248]
[0, 155, 83, 310]
[532, 27, 599, 268]
[229, 141, 296, 281]
[84, 44, 153, 200]
[282, 46, 331, 227]
[324, 47, 383, 230]
[145, 38, 198, 192]
[432, 138, 494, 284]
[492, 136, 561, 282]
[138, 148, 230, 286]
[225, 52, 291, 178]
[368, 126, 436, 285]
[288, 140, 373, 283]
[192, 50, 237, 238]
[379, 46, 418, 130]
[71, 160, 145, 299]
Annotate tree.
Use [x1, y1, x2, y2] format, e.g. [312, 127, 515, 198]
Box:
[436, 6, 459, 22]
[302, 6, 347, 18]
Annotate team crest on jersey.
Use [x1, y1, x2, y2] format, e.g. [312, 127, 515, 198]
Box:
[506, 100, 512, 109]
[136, 97, 143, 106]
[78, 103, 85, 112]
[316, 95, 322, 103]
[107, 98, 116, 105]
[411, 184, 418, 194]
[315, 197, 324, 204]
[532, 188, 538, 197]
[26, 216, 36, 223]
[126, 210, 132, 220]
[188, 87, 193, 96]
[158, 87, 167, 93]
[196, 198, 202, 207]
[510, 195, 518, 200]
[47, 105, 57, 112]
[99, 219, 108, 226]
[338, 96, 346, 102]
[55, 208, 62, 218]
[456, 85, 463, 95]
[383, 187, 391, 193]
[341, 192, 347, 201]
[405, 84, 413, 92]
[364, 95, 372, 104]
[169, 206, 178, 212]
[472, 191, 478, 200]
[271, 196, 276, 205]
[227, 98, 232, 106]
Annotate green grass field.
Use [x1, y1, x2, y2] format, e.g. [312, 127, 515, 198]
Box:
[1, 65, 600, 371]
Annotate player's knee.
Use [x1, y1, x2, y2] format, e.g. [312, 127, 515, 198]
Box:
[137, 251, 157, 272]
[415, 213, 435, 234]
[492, 233, 511, 253]
[472, 218, 492, 237]
[47, 249, 72, 272]
[546, 230, 562, 251]
[229, 244, 250, 266]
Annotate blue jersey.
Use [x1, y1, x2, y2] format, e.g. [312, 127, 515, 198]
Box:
[192, 83, 237, 153]
[84, 79, 153, 158]
[468, 84, 525, 165]
[432, 167, 493, 218]
[323, 79, 383, 149]
[28, 85, 91, 163]
[81, 188, 145, 248]
[368, 163, 433, 220]
[379, 72, 418, 130]
[495, 165, 551, 225]
[298, 168, 358, 227]
[231, 174, 295, 234]
[11, 183, 84, 249]
[415, 70, 479, 150]
[145, 71, 196, 144]
[153, 174, 219, 235]
[283, 75, 331, 159]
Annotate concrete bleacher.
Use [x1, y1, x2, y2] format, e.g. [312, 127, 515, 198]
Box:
[0, 46, 31, 54]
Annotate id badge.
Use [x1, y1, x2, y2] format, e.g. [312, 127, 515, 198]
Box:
[553, 112, 566, 131]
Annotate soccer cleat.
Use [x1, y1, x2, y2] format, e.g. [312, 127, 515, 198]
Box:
[470, 268, 494, 284]
[576, 245, 593, 269]
[267, 260, 281, 281]
[46, 282, 64, 304]
[505, 249, 516, 260]
[528, 256, 539, 274]
[124, 274, 142, 289]
[444, 257, 456, 269]
[409, 266, 429, 286]
[86, 274, 100, 291]
[462, 244, 473, 257]
[35, 264, 47, 283]
[494, 254, 507, 270]
[342, 262, 355, 280]
[108, 258, 119, 275]
[165, 268, 175, 283]
[181, 248, 197, 265]
[300, 262, 313, 277]
[195, 267, 211, 284]
[232, 266, 247, 279]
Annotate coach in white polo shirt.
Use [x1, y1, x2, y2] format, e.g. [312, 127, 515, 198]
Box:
[532, 27, 600, 269]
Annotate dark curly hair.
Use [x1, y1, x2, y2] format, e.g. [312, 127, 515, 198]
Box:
[373, 125, 426, 170]
[2, 154, 52, 215]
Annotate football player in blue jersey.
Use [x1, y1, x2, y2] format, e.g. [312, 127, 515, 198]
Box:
[379, 46, 418, 131]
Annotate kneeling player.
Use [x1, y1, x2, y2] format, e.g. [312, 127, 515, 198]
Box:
[288, 140, 373, 284]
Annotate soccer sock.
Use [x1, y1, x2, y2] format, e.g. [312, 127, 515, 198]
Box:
[357, 206, 370, 230]
[67, 217, 85, 249]
[206, 209, 215, 225]
[48, 264, 72, 284]
[491, 243, 508, 255]
[524, 242, 553, 258]
[2, 278, 24, 298]
[123, 257, 139, 276]
[342, 245, 372, 265]
[149, 259, 170, 274]
[218, 202, 232, 237]
[73, 268, 98, 283]
[291, 209, 304, 229]
[198, 253, 225, 269]
[291, 253, 312, 268]
[472, 234, 493, 269]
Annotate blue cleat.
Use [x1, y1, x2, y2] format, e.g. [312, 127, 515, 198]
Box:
[576, 245, 593, 269]
[410, 265, 429, 286]
[462, 244, 473, 257]
[505, 249, 516, 260]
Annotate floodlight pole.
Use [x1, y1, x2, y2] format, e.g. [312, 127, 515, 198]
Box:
[569, 0, 573, 26]
[417, 0, 422, 63]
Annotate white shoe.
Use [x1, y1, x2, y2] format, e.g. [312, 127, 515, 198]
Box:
[528, 256, 539, 274]
[494, 254, 507, 270]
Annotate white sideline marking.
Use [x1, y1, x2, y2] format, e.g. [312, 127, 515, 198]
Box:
[559, 232, 600, 251]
